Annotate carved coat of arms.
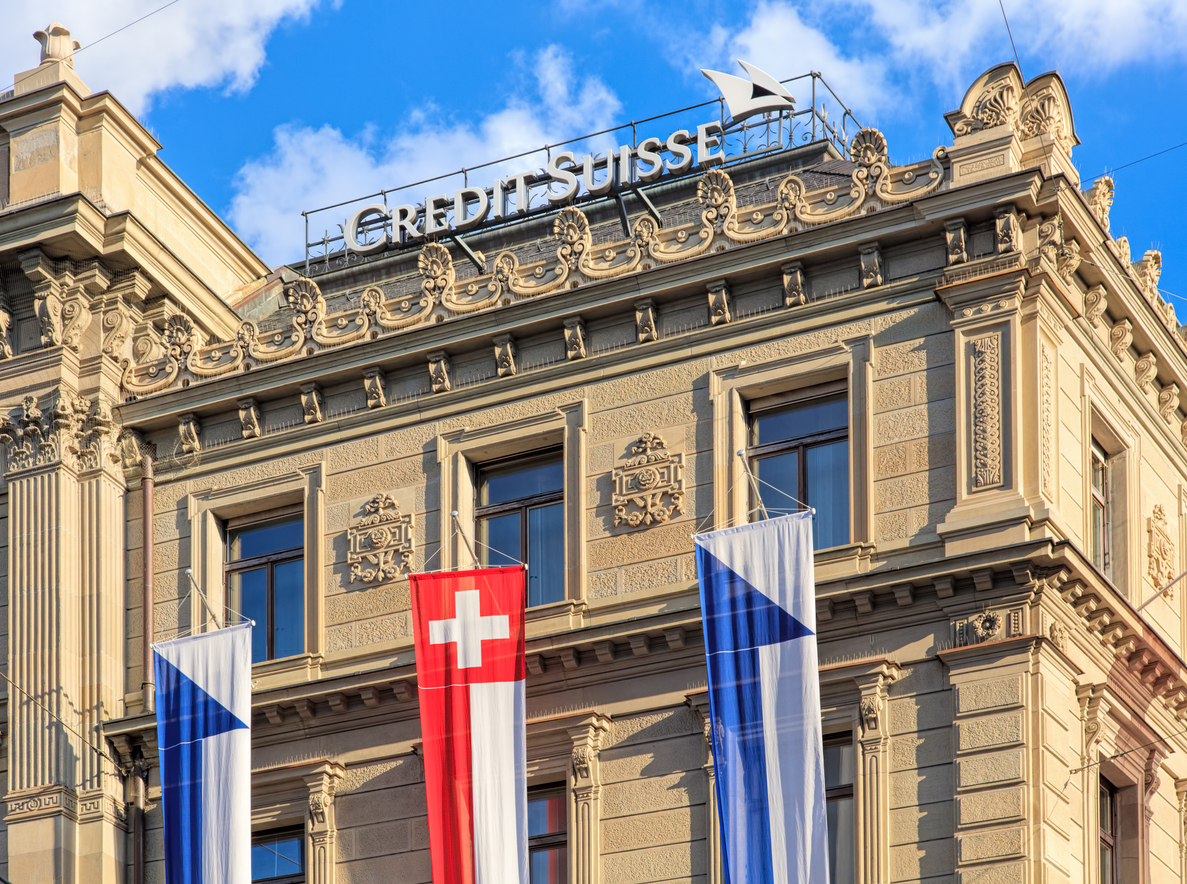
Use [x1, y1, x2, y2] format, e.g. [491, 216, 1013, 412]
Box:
[612, 433, 685, 528]
[348, 494, 415, 583]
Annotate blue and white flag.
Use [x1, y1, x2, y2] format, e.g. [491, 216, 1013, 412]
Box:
[154, 623, 252, 884]
[694, 511, 828, 884]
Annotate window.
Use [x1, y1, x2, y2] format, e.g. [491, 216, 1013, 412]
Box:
[1090, 440, 1111, 577]
[823, 735, 855, 884]
[528, 788, 567, 883]
[748, 388, 849, 549]
[226, 513, 304, 663]
[1100, 777, 1118, 884]
[251, 830, 304, 884]
[476, 451, 564, 606]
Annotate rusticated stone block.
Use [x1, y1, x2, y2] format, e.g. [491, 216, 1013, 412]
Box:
[600, 773, 706, 818]
[875, 399, 956, 444]
[957, 826, 1025, 863]
[726, 318, 872, 368]
[891, 837, 955, 882]
[873, 303, 947, 341]
[875, 334, 954, 379]
[337, 819, 412, 861]
[588, 569, 618, 599]
[601, 805, 705, 853]
[890, 764, 952, 809]
[876, 510, 909, 542]
[599, 734, 704, 784]
[336, 782, 427, 826]
[888, 660, 947, 696]
[891, 729, 953, 771]
[891, 802, 954, 845]
[957, 711, 1023, 752]
[589, 360, 706, 410]
[876, 443, 910, 478]
[917, 368, 956, 403]
[327, 436, 381, 474]
[958, 786, 1024, 826]
[909, 433, 957, 470]
[326, 581, 411, 625]
[622, 558, 681, 593]
[889, 695, 953, 735]
[589, 396, 697, 445]
[874, 377, 913, 413]
[956, 676, 1023, 714]
[955, 750, 1024, 789]
[339, 757, 423, 794]
[326, 624, 353, 653]
[875, 466, 957, 513]
[600, 841, 702, 884]
[606, 707, 697, 748]
[957, 860, 1026, 884]
[589, 522, 696, 569]
[355, 613, 411, 646]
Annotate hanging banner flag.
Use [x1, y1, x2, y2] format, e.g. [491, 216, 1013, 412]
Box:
[154, 623, 253, 884]
[410, 566, 528, 884]
[694, 511, 829, 884]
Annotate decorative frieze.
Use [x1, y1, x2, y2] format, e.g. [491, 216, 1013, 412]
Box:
[1084, 285, 1107, 327]
[781, 261, 806, 307]
[706, 279, 733, 325]
[945, 218, 969, 265]
[860, 242, 884, 288]
[611, 432, 685, 528]
[348, 494, 414, 583]
[635, 299, 658, 343]
[1160, 384, 1180, 422]
[563, 317, 587, 359]
[178, 413, 201, 455]
[301, 383, 325, 424]
[428, 351, 452, 393]
[1148, 505, 1177, 595]
[362, 367, 387, 408]
[1136, 352, 1158, 392]
[493, 334, 518, 377]
[238, 398, 261, 439]
[970, 334, 1003, 489]
[1109, 319, 1132, 360]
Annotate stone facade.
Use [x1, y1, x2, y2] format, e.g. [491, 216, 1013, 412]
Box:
[1, 38, 1186, 884]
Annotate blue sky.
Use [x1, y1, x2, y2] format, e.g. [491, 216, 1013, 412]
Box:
[4, 0, 1186, 301]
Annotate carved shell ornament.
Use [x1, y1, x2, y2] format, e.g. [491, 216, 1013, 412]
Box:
[120, 128, 948, 398]
[947, 63, 1078, 154]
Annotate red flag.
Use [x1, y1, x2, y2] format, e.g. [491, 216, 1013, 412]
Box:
[410, 566, 528, 884]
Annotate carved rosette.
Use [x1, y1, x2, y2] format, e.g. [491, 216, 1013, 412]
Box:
[706, 280, 732, 326]
[970, 334, 1003, 489]
[612, 432, 685, 529]
[564, 317, 587, 360]
[1148, 505, 1177, 596]
[781, 261, 806, 307]
[348, 494, 415, 582]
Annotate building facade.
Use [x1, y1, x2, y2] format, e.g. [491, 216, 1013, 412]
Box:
[1, 26, 1186, 884]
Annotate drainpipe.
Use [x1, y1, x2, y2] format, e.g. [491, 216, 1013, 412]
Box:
[141, 455, 155, 714]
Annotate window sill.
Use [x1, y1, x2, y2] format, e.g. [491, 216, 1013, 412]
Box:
[251, 652, 323, 691]
[525, 598, 587, 637]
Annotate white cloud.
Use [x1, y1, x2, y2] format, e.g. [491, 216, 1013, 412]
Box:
[229, 46, 622, 265]
[0, 0, 326, 115]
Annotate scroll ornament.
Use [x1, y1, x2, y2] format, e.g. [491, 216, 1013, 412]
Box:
[348, 493, 415, 583]
[612, 432, 685, 528]
[120, 127, 948, 397]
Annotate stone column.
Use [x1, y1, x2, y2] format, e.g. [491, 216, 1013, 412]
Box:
[854, 672, 893, 884]
[303, 762, 345, 884]
[686, 693, 723, 884]
[567, 714, 611, 884]
[1, 392, 89, 883]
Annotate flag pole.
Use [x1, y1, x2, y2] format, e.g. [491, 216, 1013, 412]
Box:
[451, 510, 480, 569]
[184, 568, 223, 630]
[737, 449, 769, 520]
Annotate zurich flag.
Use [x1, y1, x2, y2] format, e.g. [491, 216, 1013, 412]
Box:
[694, 512, 829, 884]
[154, 623, 252, 884]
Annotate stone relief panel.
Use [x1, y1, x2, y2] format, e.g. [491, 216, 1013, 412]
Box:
[611, 432, 685, 529]
[348, 493, 415, 584]
[1148, 505, 1177, 597]
[970, 333, 1003, 490]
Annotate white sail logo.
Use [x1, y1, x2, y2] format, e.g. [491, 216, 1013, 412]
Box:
[701, 60, 796, 124]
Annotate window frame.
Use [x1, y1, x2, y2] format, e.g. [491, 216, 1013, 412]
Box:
[475, 448, 565, 568]
[527, 784, 568, 883]
[224, 509, 305, 662]
[1099, 776, 1118, 884]
[822, 732, 856, 884]
[250, 827, 306, 884]
[1090, 439, 1111, 577]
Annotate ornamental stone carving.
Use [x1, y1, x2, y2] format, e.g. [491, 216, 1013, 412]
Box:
[860, 242, 884, 288]
[1038, 214, 1080, 283]
[1109, 319, 1133, 360]
[956, 610, 1003, 646]
[1134, 250, 1162, 297]
[859, 696, 879, 731]
[707, 280, 733, 326]
[782, 261, 806, 307]
[1084, 285, 1107, 327]
[178, 413, 201, 454]
[947, 63, 1077, 155]
[1041, 343, 1054, 498]
[35, 23, 80, 66]
[944, 219, 968, 265]
[611, 432, 685, 528]
[970, 334, 1003, 489]
[348, 494, 414, 583]
[1136, 352, 1158, 392]
[0, 304, 13, 359]
[995, 206, 1021, 254]
[1049, 619, 1069, 652]
[1160, 384, 1180, 422]
[428, 351, 452, 393]
[362, 367, 387, 408]
[493, 335, 517, 378]
[564, 317, 587, 359]
[1084, 176, 1114, 232]
[301, 383, 325, 424]
[635, 299, 658, 343]
[1115, 235, 1131, 266]
[238, 398, 261, 439]
[1148, 505, 1177, 595]
[0, 393, 100, 473]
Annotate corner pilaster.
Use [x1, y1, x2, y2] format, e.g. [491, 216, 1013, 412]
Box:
[567, 714, 611, 884]
[686, 692, 723, 884]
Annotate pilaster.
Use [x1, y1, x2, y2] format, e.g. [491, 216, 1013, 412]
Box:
[854, 671, 894, 884]
[567, 713, 611, 884]
[686, 692, 723, 884]
[302, 763, 345, 884]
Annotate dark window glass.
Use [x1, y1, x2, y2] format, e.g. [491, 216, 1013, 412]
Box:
[251, 832, 304, 883]
[823, 735, 855, 884]
[477, 453, 564, 607]
[226, 515, 304, 663]
[750, 392, 849, 550]
[528, 790, 566, 884]
[1100, 778, 1117, 884]
[1090, 441, 1110, 577]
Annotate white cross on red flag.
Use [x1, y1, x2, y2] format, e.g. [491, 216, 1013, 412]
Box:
[410, 566, 528, 884]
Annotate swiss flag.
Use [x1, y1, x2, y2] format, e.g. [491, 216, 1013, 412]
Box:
[410, 566, 528, 884]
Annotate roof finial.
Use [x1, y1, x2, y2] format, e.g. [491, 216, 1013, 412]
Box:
[34, 23, 80, 68]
